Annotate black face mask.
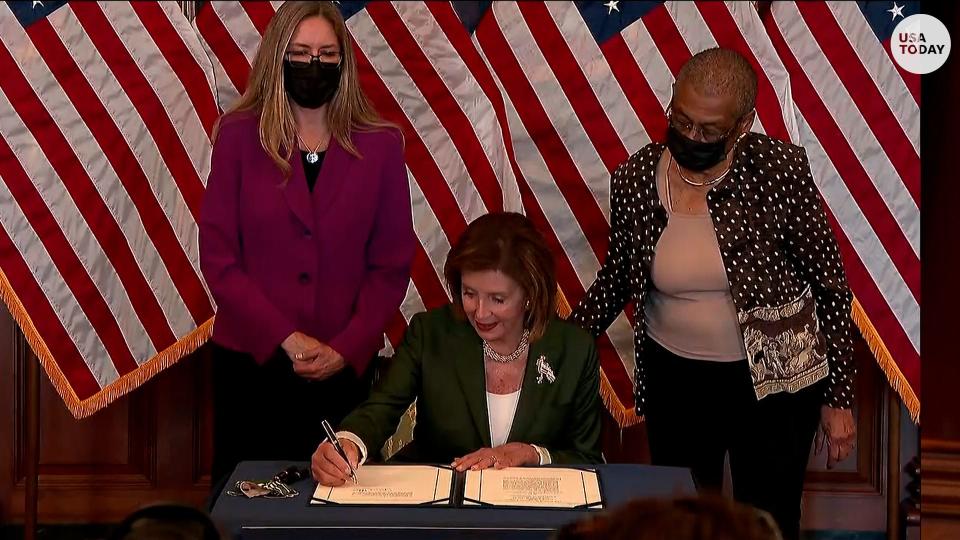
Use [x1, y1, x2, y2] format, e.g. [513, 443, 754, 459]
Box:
[283, 60, 341, 109]
[666, 124, 733, 172]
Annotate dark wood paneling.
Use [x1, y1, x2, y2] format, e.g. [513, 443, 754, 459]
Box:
[1, 310, 19, 518]
[923, 518, 960, 540]
[805, 340, 887, 493]
[922, 440, 960, 518]
[28, 363, 154, 480]
[802, 340, 891, 531]
[0, 307, 212, 523]
[921, 2, 960, 536]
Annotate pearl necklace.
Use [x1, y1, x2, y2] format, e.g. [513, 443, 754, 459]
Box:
[483, 330, 530, 363]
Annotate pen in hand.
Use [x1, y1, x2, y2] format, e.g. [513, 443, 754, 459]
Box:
[321, 419, 358, 485]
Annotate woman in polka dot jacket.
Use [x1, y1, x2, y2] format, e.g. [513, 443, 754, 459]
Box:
[570, 48, 856, 540]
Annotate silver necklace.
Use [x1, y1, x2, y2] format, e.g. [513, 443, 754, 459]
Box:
[296, 133, 324, 164]
[483, 329, 530, 364]
[673, 155, 730, 187]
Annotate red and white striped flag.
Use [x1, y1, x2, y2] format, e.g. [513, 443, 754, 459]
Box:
[0, 0, 217, 418]
[1, 0, 920, 422]
[763, 1, 920, 419]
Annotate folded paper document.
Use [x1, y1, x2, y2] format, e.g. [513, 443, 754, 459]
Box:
[311, 465, 454, 506]
[463, 467, 603, 509]
[310, 465, 604, 509]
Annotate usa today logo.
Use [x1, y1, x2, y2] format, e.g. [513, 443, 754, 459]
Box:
[891, 14, 951, 74]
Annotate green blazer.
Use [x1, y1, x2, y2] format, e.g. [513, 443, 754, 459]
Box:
[339, 304, 603, 464]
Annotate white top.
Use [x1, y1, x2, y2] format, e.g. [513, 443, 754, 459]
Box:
[486, 390, 521, 447]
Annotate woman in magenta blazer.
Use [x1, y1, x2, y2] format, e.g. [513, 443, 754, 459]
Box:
[199, 1, 415, 492]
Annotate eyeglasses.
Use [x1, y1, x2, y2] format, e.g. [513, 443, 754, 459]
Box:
[284, 50, 341, 68]
[666, 107, 745, 143]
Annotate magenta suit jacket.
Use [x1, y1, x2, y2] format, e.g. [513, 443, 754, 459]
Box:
[199, 111, 415, 374]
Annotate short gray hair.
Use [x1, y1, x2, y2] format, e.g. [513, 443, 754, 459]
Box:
[676, 47, 757, 118]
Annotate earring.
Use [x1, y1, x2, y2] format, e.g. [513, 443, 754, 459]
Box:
[524, 300, 531, 309]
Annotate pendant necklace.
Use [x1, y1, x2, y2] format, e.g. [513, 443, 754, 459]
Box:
[297, 133, 324, 164]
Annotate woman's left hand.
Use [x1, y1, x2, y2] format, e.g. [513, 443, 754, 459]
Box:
[815, 405, 856, 469]
[451, 443, 539, 472]
[293, 343, 346, 381]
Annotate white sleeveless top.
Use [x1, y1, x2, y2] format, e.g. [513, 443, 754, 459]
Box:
[486, 390, 521, 447]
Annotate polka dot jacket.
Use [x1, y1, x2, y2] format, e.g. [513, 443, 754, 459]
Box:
[570, 133, 856, 415]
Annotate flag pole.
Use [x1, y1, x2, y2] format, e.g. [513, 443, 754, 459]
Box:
[24, 353, 40, 540]
[887, 389, 901, 540]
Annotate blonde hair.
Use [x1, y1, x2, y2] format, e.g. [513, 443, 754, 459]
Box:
[220, 1, 393, 177]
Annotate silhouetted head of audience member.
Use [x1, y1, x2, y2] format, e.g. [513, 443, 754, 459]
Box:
[110, 503, 221, 540]
[554, 496, 783, 540]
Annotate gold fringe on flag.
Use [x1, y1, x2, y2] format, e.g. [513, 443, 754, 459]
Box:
[78, 319, 214, 418]
[0, 267, 213, 419]
[556, 288, 642, 428]
[554, 288, 573, 319]
[851, 297, 919, 423]
[600, 368, 642, 427]
[10, 272, 912, 426]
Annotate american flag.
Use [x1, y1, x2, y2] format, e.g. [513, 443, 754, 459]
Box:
[763, 1, 920, 419]
[0, 0, 217, 418]
[0, 0, 920, 422]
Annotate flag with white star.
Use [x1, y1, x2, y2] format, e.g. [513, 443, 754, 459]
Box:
[0, 0, 219, 418]
[762, 1, 920, 418]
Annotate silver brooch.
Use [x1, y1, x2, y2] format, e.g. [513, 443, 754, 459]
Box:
[535, 355, 556, 385]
